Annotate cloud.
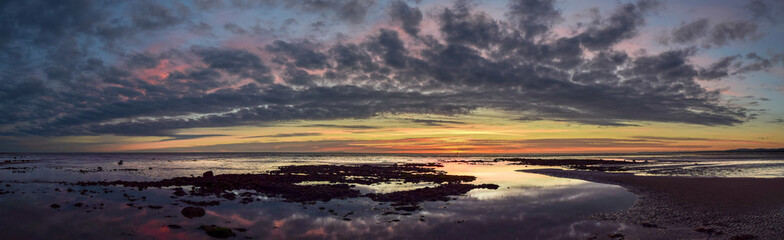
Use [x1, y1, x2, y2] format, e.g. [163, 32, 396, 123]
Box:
[302, 124, 382, 129]
[286, 0, 376, 24]
[467, 138, 711, 149]
[409, 119, 465, 126]
[706, 20, 759, 47]
[193, 47, 272, 83]
[699, 52, 780, 80]
[699, 55, 741, 80]
[125, 52, 161, 69]
[266, 40, 329, 70]
[507, 0, 562, 39]
[388, 0, 423, 36]
[630, 136, 711, 141]
[575, 0, 656, 50]
[670, 18, 710, 44]
[745, 0, 778, 23]
[0, 0, 759, 139]
[663, 18, 761, 48]
[242, 132, 323, 138]
[158, 134, 229, 142]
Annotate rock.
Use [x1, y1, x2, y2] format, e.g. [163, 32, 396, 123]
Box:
[608, 233, 625, 239]
[640, 223, 658, 228]
[729, 234, 757, 240]
[199, 225, 236, 238]
[181, 200, 220, 206]
[167, 224, 182, 229]
[50, 204, 60, 209]
[172, 188, 187, 197]
[393, 206, 420, 212]
[203, 171, 214, 178]
[117, 160, 123, 165]
[240, 197, 254, 204]
[181, 206, 206, 218]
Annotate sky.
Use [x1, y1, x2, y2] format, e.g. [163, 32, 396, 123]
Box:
[0, 0, 782, 153]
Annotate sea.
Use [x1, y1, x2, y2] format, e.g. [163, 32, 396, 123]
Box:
[0, 152, 781, 239]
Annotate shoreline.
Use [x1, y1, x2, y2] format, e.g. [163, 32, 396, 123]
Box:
[521, 169, 784, 239]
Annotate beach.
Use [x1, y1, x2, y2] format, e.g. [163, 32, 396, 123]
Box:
[522, 169, 784, 239]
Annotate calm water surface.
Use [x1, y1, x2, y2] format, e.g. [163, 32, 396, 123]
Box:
[0, 152, 780, 239]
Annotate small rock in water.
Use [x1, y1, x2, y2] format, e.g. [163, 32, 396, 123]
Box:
[172, 188, 187, 197]
[50, 204, 60, 209]
[181, 206, 206, 219]
[199, 225, 236, 238]
[167, 224, 182, 229]
[729, 234, 757, 240]
[117, 161, 123, 165]
[607, 233, 625, 239]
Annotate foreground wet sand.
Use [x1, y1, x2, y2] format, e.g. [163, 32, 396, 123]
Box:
[523, 169, 784, 239]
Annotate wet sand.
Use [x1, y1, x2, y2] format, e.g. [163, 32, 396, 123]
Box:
[522, 169, 784, 239]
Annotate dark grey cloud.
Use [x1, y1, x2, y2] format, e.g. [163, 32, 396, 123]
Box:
[242, 132, 323, 138]
[128, 1, 190, 31]
[735, 52, 774, 74]
[303, 124, 382, 129]
[462, 137, 711, 149]
[699, 55, 741, 80]
[630, 136, 711, 141]
[334, 0, 376, 24]
[159, 134, 230, 142]
[507, 0, 562, 39]
[410, 119, 465, 126]
[193, 47, 272, 83]
[699, 52, 780, 80]
[125, 52, 161, 70]
[288, 0, 376, 24]
[329, 43, 378, 71]
[281, 66, 317, 86]
[437, 2, 503, 48]
[266, 40, 329, 69]
[670, 18, 710, 44]
[663, 18, 760, 48]
[388, 0, 423, 36]
[707, 20, 759, 47]
[576, 0, 656, 50]
[365, 29, 409, 68]
[223, 22, 248, 35]
[745, 0, 778, 23]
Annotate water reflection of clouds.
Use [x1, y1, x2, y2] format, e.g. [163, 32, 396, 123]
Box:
[166, 181, 634, 239]
[0, 156, 639, 239]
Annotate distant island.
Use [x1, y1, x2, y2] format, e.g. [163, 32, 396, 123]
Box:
[638, 148, 784, 154]
[722, 148, 784, 152]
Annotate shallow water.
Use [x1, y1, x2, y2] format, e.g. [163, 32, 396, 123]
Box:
[0, 152, 781, 239]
